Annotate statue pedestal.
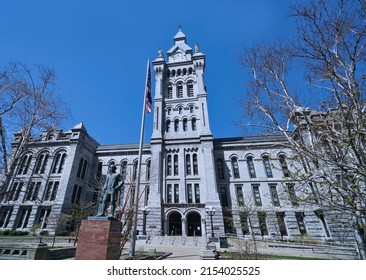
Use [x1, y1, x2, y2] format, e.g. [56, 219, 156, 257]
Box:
[75, 217, 121, 260]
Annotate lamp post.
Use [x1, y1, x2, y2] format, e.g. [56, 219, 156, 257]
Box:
[142, 206, 150, 236]
[206, 207, 215, 237]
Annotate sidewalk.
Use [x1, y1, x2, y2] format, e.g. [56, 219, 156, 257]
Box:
[121, 242, 204, 260]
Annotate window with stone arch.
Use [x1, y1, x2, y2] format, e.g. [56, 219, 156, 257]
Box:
[167, 83, 173, 99]
[34, 151, 49, 175]
[183, 118, 188, 131]
[278, 154, 290, 177]
[187, 80, 194, 97]
[176, 82, 183, 98]
[17, 153, 33, 175]
[191, 117, 197, 131]
[120, 160, 128, 179]
[51, 150, 67, 174]
[231, 156, 240, 179]
[145, 159, 151, 181]
[76, 156, 88, 180]
[174, 119, 179, 132]
[166, 119, 171, 133]
[262, 155, 273, 178]
[246, 155, 256, 178]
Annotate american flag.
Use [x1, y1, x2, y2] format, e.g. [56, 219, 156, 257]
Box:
[145, 63, 152, 113]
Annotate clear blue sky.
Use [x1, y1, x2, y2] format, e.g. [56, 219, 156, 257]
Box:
[0, 0, 302, 145]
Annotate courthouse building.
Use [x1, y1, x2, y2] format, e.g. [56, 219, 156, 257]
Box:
[0, 30, 355, 244]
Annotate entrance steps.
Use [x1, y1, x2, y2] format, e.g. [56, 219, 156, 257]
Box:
[146, 235, 207, 247]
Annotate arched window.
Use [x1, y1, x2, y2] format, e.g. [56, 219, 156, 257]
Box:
[279, 155, 290, 177]
[186, 154, 191, 175]
[132, 160, 138, 181]
[52, 150, 67, 174]
[34, 152, 49, 174]
[121, 161, 128, 179]
[81, 159, 88, 179]
[146, 160, 151, 181]
[190, 106, 194, 113]
[231, 157, 240, 179]
[96, 162, 103, 180]
[167, 155, 172, 176]
[263, 156, 273, 178]
[18, 154, 33, 175]
[76, 157, 88, 179]
[246, 156, 256, 178]
[174, 119, 179, 132]
[187, 81, 194, 97]
[191, 118, 197, 131]
[174, 155, 179, 176]
[177, 82, 183, 98]
[167, 84, 173, 99]
[183, 118, 188, 131]
[193, 154, 199, 175]
[166, 120, 171, 133]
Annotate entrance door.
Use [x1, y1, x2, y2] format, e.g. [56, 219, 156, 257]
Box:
[168, 212, 182, 235]
[187, 212, 202, 236]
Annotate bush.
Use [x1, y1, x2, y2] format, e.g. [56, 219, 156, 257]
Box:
[39, 230, 49, 236]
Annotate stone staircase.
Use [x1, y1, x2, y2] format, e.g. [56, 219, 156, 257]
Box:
[146, 235, 207, 247]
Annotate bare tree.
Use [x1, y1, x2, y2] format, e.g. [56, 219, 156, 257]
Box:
[239, 0, 366, 259]
[0, 62, 69, 199]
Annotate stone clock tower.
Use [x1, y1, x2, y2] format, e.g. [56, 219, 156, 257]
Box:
[146, 28, 224, 238]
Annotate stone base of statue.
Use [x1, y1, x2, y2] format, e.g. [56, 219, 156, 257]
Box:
[75, 216, 121, 260]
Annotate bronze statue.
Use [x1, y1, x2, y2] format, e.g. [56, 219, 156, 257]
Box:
[97, 164, 125, 217]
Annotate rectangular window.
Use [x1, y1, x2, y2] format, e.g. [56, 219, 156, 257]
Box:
[37, 208, 51, 229]
[174, 155, 179, 176]
[252, 184, 262, 206]
[217, 159, 225, 179]
[24, 182, 41, 202]
[269, 184, 280, 207]
[235, 184, 244, 206]
[276, 212, 288, 236]
[287, 184, 299, 207]
[193, 154, 198, 175]
[8, 182, 23, 201]
[239, 212, 250, 235]
[16, 207, 32, 229]
[44, 181, 59, 201]
[174, 184, 179, 203]
[0, 207, 13, 228]
[167, 155, 172, 176]
[194, 183, 200, 203]
[71, 185, 83, 204]
[257, 212, 268, 236]
[314, 209, 331, 238]
[295, 212, 307, 236]
[186, 154, 191, 176]
[186, 184, 193, 203]
[166, 184, 172, 203]
[220, 186, 229, 207]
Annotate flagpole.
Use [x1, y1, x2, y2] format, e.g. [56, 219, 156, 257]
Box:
[129, 59, 150, 257]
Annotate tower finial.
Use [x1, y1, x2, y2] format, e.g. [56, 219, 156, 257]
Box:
[178, 24, 182, 31]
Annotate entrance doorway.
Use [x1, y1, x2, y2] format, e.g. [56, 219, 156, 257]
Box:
[187, 212, 202, 236]
[168, 211, 182, 235]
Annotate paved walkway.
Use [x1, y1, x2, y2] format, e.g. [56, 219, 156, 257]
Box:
[121, 242, 204, 260]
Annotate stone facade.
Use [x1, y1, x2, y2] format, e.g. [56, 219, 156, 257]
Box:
[0, 30, 356, 245]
